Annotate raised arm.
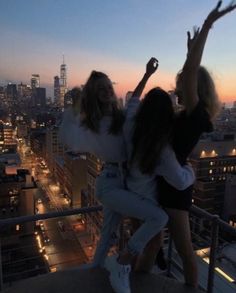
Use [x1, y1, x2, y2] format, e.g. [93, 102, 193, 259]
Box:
[181, 0, 236, 113]
[155, 145, 196, 190]
[132, 57, 158, 99]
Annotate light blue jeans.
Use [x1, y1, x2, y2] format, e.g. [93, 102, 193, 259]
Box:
[92, 164, 168, 267]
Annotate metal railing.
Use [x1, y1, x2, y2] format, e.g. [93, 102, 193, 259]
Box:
[0, 204, 236, 292]
[0, 206, 102, 291]
[167, 205, 236, 293]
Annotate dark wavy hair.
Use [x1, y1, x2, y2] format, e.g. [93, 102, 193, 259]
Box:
[131, 87, 174, 174]
[80, 71, 124, 134]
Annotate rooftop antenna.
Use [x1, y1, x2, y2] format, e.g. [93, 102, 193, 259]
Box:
[62, 54, 65, 64]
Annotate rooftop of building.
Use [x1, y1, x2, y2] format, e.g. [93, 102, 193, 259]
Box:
[0, 169, 30, 183]
[65, 151, 87, 160]
[2, 266, 203, 293]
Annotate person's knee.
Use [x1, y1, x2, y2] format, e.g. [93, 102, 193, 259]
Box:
[155, 210, 168, 227]
[149, 210, 168, 230]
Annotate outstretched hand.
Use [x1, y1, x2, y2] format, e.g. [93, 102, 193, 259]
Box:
[187, 26, 200, 53]
[205, 0, 236, 26]
[146, 57, 158, 76]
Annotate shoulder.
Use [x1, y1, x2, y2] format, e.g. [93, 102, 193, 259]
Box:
[177, 101, 213, 132]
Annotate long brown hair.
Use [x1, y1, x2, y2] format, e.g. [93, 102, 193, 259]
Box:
[131, 88, 174, 175]
[197, 66, 220, 119]
[176, 66, 220, 119]
[80, 71, 124, 134]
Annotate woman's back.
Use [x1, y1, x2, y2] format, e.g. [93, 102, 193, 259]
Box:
[123, 95, 195, 201]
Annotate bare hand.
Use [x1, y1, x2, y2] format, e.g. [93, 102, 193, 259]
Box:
[146, 57, 158, 76]
[187, 26, 200, 52]
[205, 0, 236, 26]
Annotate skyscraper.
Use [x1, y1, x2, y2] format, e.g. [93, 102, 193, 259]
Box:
[6, 83, 17, 105]
[54, 76, 60, 104]
[33, 88, 46, 108]
[31, 74, 40, 89]
[59, 55, 68, 107]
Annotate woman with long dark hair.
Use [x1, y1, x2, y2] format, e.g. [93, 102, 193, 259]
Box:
[134, 1, 236, 288]
[60, 62, 195, 293]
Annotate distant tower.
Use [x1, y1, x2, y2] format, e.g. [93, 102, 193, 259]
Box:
[59, 55, 68, 107]
[31, 74, 40, 89]
[60, 55, 67, 89]
[54, 76, 60, 104]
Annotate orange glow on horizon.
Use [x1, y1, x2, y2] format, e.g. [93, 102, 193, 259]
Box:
[69, 71, 236, 103]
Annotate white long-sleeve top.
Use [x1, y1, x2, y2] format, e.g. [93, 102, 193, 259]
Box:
[123, 96, 195, 201]
[59, 107, 126, 162]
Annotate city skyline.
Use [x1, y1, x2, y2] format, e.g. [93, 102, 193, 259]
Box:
[0, 0, 236, 104]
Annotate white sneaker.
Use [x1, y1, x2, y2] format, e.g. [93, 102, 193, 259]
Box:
[105, 255, 131, 293]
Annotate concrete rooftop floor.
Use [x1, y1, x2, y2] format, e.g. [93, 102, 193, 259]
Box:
[3, 267, 203, 293]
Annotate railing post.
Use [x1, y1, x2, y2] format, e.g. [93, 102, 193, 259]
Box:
[166, 235, 173, 277]
[207, 215, 219, 293]
[118, 221, 124, 251]
[0, 239, 3, 291]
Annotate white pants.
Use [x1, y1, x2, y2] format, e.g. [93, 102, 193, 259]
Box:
[92, 164, 168, 267]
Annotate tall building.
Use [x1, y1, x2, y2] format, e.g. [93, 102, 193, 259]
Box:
[0, 86, 6, 108]
[54, 75, 60, 104]
[81, 154, 103, 245]
[6, 83, 17, 105]
[57, 151, 87, 208]
[30, 129, 46, 159]
[0, 167, 36, 235]
[45, 126, 64, 174]
[33, 87, 46, 108]
[63, 89, 73, 108]
[59, 56, 68, 107]
[0, 121, 17, 153]
[31, 74, 40, 89]
[223, 174, 236, 222]
[17, 83, 32, 100]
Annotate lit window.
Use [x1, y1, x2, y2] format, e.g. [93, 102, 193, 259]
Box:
[200, 150, 206, 158]
[211, 150, 218, 157]
[223, 167, 226, 172]
[16, 225, 20, 231]
[209, 169, 213, 174]
[210, 161, 214, 166]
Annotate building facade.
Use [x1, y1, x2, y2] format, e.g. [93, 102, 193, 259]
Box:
[190, 138, 236, 217]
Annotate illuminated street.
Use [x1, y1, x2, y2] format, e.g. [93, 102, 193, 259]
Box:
[18, 139, 89, 272]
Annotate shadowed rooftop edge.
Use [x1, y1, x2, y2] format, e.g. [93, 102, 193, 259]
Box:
[2, 267, 203, 293]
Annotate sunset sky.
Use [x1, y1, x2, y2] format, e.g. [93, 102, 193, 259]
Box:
[0, 0, 236, 104]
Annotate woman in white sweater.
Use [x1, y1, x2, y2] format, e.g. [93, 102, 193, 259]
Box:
[60, 66, 195, 293]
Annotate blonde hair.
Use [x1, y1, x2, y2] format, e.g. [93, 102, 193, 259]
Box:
[197, 66, 221, 119]
[81, 71, 124, 134]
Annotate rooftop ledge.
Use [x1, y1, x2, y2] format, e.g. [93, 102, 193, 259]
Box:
[2, 267, 203, 293]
